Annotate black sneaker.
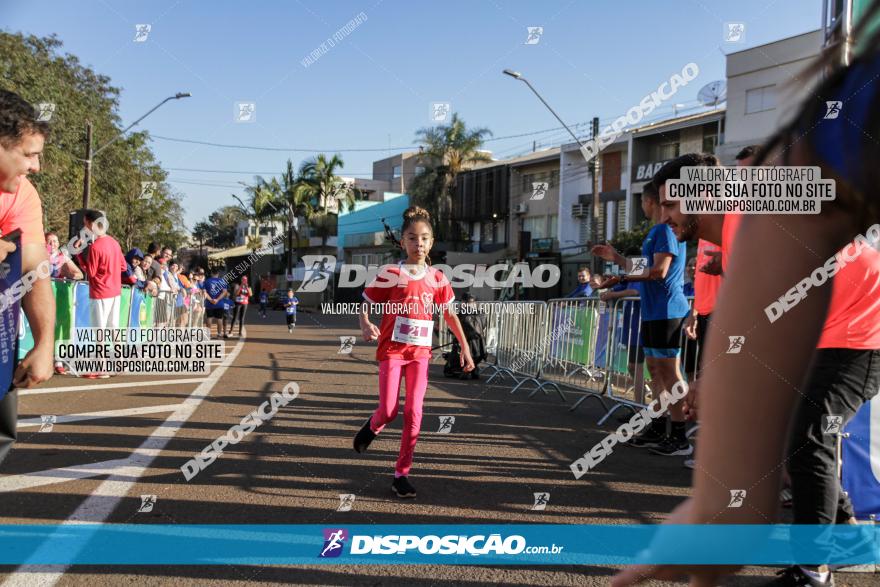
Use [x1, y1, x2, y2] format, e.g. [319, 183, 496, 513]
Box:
[649, 436, 694, 457]
[353, 418, 376, 453]
[392, 476, 417, 498]
[770, 566, 834, 586]
[629, 418, 668, 448]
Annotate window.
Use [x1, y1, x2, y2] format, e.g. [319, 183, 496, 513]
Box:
[657, 142, 679, 160]
[522, 216, 544, 239]
[414, 166, 425, 176]
[547, 214, 558, 239]
[745, 85, 776, 114]
[702, 131, 718, 154]
[392, 165, 402, 179]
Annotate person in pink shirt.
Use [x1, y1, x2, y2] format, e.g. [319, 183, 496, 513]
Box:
[353, 206, 475, 498]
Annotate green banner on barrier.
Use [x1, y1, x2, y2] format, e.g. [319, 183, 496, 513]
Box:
[142, 295, 154, 327]
[119, 287, 131, 328]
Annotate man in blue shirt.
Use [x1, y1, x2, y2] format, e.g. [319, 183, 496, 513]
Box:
[592, 181, 691, 456]
[566, 266, 594, 298]
[203, 268, 228, 339]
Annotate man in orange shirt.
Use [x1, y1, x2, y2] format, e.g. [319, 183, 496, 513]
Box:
[0, 89, 55, 388]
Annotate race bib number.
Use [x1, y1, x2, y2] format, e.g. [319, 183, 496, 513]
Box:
[391, 316, 433, 346]
[236, 295, 246, 303]
[286, 305, 296, 315]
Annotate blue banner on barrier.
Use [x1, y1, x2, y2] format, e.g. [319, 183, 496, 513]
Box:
[0, 233, 22, 399]
[73, 282, 91, 331]
[842, 395, 880, 519]
[129, 286, 144, 328]
[0, 524, 876, 565]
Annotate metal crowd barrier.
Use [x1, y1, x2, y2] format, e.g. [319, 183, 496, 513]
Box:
[451, 295, 701, 425]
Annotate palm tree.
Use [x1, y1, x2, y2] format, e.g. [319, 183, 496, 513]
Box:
[412, 113, 493, 240]
[297, 153, 356, 247]
[232, 178, 278, 247]
[272, 159, 315, 273]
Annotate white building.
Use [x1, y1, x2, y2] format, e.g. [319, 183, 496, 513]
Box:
[719, 29, 823, 163]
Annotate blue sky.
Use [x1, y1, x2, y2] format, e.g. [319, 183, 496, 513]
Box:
[2, 0, 822, 229]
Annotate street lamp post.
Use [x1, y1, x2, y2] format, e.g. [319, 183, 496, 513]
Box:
[81, 92, 191, 209]
[503, 69, 601, 270]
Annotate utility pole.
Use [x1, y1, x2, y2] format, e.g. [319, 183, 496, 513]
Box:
[81, 121, 92, 209]
[590, 117, 602, 274]
[591, 116, 601, 221]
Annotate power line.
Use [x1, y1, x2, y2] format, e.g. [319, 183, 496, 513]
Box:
[149, 122, 588, 154]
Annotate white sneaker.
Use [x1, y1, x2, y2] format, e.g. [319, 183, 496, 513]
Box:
[683, 458, 695, 469]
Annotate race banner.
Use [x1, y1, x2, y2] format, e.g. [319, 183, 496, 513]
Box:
[0, 230, 23, 464]
[842, 394, 880, 519]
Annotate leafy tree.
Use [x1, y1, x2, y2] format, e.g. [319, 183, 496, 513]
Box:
[201, 206, 246, 248]
[410, 113, 492, 240]
[609, 221, 651, 256]
[0, 32, 187, 249]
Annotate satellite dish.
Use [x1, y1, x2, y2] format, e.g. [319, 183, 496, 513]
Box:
[697, 80, 727, 107]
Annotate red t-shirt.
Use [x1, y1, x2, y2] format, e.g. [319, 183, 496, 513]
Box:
[0, 177, 46, 247]
[721, 213, 880, 349]
[362, 263, 455, 361]
[693, 239, 722, 316]
[77, 235, 127, 300]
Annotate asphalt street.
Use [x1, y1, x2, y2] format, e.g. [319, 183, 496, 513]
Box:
[0, 311, 874, 586]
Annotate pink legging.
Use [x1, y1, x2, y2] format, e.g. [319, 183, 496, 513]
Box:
[369, 357, 430, 477]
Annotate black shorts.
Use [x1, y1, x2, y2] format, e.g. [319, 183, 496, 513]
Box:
[642, 317, 686, 358]
[286, 313, 297, 325]
[206, 308, 225, 319]
[683, 313, 711, 377]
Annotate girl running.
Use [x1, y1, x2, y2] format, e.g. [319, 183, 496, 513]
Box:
[354, 206, 475, 498]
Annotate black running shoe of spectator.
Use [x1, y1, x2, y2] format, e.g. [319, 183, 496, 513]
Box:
[649, 435, 694, 457]
[629, 418, 667, 448]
